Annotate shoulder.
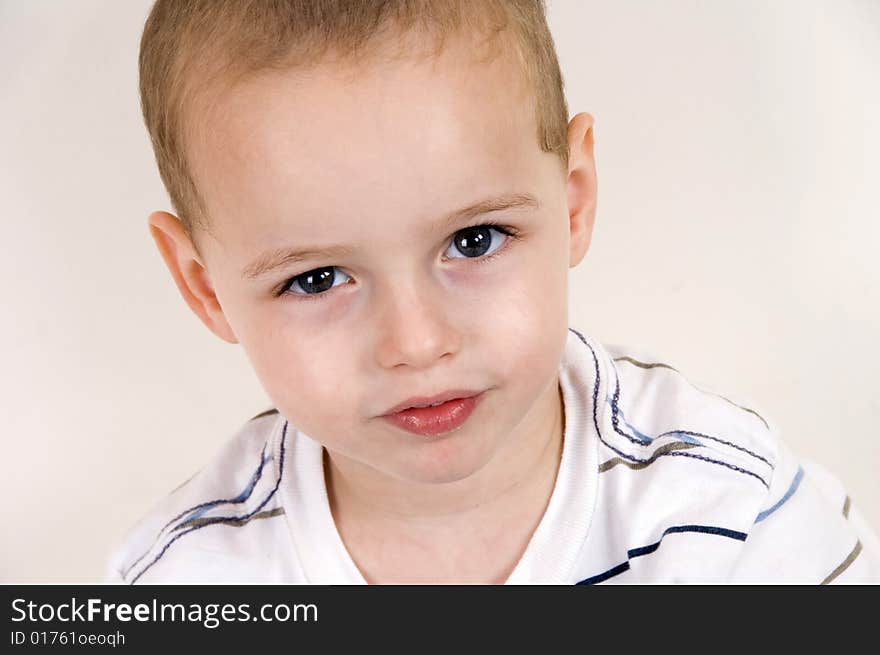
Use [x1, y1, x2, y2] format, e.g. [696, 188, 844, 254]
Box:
[600, 338, 780, 473]
[105, 409, 297, 584]
[572, 334, 880, 583]
[570, 331, 779, 496]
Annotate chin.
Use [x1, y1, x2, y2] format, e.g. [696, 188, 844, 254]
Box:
[396, 434, 497, 485]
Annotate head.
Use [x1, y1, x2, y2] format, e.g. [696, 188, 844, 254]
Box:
[141, 0, 597, 487]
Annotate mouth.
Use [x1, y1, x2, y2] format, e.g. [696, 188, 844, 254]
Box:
[381, 389, 484, 416]
[380, 389, 486, 437]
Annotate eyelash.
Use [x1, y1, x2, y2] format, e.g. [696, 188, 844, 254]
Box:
[272, 221, 521, 302]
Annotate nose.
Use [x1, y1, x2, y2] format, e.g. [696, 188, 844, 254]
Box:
[373, 277, 461, 370]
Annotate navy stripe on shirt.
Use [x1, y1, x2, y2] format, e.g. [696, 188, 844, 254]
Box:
[575, 524, 748, 585]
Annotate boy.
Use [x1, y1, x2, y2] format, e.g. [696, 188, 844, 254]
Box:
[108, 0, 880, 584]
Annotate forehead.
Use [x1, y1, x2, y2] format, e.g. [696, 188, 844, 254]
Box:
[189, 34, 542, 255]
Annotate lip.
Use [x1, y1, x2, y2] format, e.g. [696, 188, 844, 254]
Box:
[381, 389, 484, 416]
[380, 390, 485, 437]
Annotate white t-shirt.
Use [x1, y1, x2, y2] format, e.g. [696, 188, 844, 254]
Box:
[106, 327, 880, 584]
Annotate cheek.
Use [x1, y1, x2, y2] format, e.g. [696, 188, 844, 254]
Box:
[497, 230, 568, 315]
[457, 243, 568, 382]
[241, 320, 356, 431]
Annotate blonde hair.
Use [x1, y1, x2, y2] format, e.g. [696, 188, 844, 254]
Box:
[138, 0, 570, 248]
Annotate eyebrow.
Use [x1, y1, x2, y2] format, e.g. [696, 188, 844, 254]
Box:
[241, 192, 540, 280]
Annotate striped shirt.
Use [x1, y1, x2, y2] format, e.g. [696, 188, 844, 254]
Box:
[105, 327, 880, 584]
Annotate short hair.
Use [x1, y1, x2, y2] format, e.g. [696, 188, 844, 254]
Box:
[138, 0, 570, 248]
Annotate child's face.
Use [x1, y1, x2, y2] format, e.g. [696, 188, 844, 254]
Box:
[157, 34, 596, 485]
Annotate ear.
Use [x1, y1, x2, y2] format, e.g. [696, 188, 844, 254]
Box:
[565, 112, 598, 268]
[147, 211, 239, 344]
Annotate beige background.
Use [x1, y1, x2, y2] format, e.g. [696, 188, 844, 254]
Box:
[1, 0, 877, 583]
